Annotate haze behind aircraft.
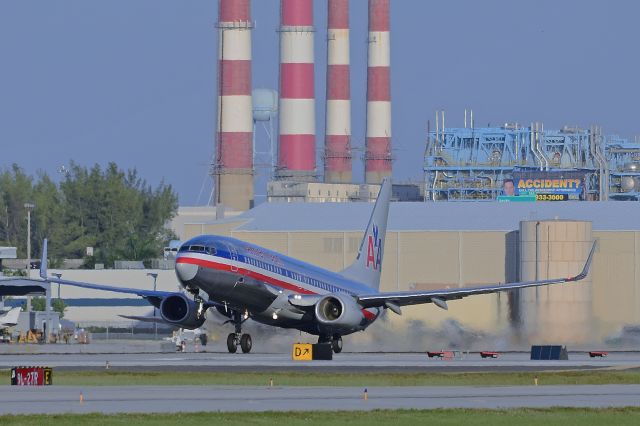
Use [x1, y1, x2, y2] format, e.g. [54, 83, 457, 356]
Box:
[4, 179, 596, 353]
[0, 307, 21, 329]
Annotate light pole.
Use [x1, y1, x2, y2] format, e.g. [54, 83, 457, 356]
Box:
[147, 272, 158, 339]
[24, 203, 35, 269]
[53, 273, 63, 299]
[24, 203, 35, 312]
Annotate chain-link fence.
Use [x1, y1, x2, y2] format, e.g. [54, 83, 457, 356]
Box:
[74, 321, 175, 341]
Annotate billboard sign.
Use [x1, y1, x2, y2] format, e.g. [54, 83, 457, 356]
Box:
[512, 171, 585, 201]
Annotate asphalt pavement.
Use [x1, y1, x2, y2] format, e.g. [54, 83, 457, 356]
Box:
[0, 351, 636, 373]
[2, 384, 639, 414]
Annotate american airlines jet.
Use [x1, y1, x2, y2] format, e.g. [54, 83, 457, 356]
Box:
[7, 179, 595, 353]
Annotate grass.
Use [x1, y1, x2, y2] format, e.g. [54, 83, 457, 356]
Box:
[3, 369, 640, 387]
[2, 408, 640, 426]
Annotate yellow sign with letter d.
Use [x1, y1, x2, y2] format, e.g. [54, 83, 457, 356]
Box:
[292, 343, 313, 361]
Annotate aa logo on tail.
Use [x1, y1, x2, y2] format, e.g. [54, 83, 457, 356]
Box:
[366, 223, 383, 270]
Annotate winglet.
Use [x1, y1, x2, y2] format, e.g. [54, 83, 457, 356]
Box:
[39, 239, 48, 280]
[567, 240, 597, 282]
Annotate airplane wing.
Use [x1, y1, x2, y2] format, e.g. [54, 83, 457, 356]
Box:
[0, 276, 175, 308]
[36, 276, 222, 310]
[45, 277, 176, 307]
[357, 241, 597, 312]
[0, 238, 180, 308]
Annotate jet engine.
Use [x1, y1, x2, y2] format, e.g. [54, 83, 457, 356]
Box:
[314, 294, 365, 331]
[159, 293, 206, 329]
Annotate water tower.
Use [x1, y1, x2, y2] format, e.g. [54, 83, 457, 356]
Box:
[252, 88, 278, 200]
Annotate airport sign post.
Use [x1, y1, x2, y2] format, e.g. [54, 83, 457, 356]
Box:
[292, 343, 313, 361]
[11, 366, 52, 386]
[24, 203, 35, 312]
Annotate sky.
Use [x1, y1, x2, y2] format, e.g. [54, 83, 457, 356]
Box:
[1, 0, 638, 205]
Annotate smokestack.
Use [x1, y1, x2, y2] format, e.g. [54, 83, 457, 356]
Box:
[324, 0, 352, 183]
[214, 0, 253, 211]
[365, 0, 392, 184]
[277, 0, 316, 181]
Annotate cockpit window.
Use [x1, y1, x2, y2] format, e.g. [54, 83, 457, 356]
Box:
[178, 244, 216, 254]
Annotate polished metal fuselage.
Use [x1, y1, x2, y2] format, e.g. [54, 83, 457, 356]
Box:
[174, 235, 380, 336]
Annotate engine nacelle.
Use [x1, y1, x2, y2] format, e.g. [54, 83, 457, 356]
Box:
[159, 293, 206, 329]
[314, 294, 365, 332]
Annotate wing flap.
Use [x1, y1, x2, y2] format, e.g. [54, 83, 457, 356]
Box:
[118, 315, 167, 324]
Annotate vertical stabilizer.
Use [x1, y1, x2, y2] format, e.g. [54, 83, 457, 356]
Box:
[0, 307, 21, 327]
[340, 179, 391, 291]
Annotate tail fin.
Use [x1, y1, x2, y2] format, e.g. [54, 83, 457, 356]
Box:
[340, 179, 392, 291]
[39, 238, 48, 280]
[1, 307, 21, 326]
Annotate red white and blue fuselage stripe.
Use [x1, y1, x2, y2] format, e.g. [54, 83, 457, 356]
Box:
[176, 237, 379, 320]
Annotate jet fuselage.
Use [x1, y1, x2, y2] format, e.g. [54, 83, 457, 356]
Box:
[174, 235, 380, 335]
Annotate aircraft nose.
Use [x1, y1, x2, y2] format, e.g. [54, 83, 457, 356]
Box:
[175, 261, 198, 282]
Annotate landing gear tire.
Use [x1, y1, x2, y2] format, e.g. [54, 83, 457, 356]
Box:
[226, 333, 238, 353]
[226, 310, 252, 354]
[331, 335, 343, 354]
[240, 334, 252, 353]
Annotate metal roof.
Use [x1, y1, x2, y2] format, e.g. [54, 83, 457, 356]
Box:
[0, 278, 49, 296]
[222, 201, 640, 232]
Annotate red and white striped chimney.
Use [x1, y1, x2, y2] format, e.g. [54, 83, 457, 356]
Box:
[277, 0, 316, 180]
[324, 0, 352, 184]
[214, 0, 253, 211]
[365, 0, 392, 184]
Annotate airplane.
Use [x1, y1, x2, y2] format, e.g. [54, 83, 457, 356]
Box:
[2, 179, 596, 354]
[0, 307, 21, 329]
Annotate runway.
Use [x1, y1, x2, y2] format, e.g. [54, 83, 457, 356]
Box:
[0, 351, 637, 372]
[1, 351, 639, 414]
[1, 384, 639, 414]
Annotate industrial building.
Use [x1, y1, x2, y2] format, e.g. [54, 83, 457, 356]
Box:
[425, 120, 640, 201]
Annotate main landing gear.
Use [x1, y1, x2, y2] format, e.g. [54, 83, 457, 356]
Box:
[225, 310, 252, 354]
[318, 334, 343, 353]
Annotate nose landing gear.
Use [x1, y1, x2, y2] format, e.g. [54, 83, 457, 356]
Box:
[225, 310, 252, 354]
[226, 332, 252, 353]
